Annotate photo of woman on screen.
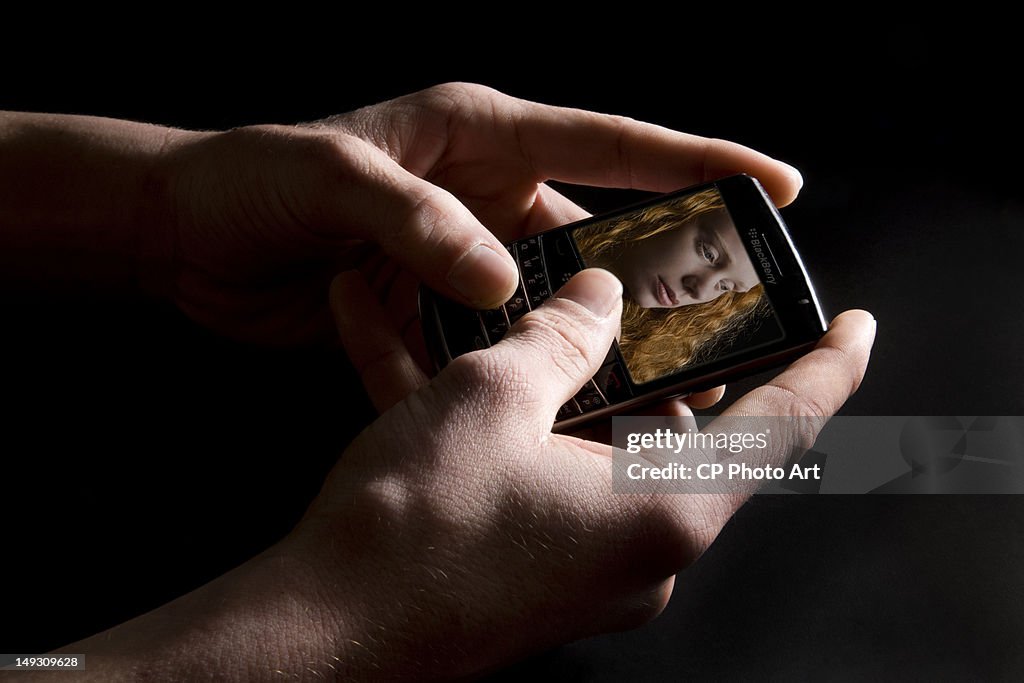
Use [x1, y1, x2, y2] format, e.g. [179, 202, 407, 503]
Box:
[573, 188, 775, 383]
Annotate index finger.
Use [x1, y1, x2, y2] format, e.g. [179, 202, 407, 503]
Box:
[512, 100, 804, 206]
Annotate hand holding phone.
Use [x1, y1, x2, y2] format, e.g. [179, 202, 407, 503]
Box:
[419, 174, 826, 430]
[324, 259, 874, 679]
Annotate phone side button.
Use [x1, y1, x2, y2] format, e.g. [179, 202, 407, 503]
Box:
[481, 307, 510, 344]
[523, 269, 548, 293]
[527, 283, 553, 309]
[516, 236, 541, 261]
[556, 398, 582, 421]
[520, 250, 545, 277]
[505, 284, 529, 322]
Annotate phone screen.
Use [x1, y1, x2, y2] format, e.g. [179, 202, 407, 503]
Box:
[571, 186, 784, 385]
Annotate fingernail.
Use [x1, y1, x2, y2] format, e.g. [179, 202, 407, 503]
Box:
[555, 269, 622, 317]
[447, 245, 519, 308]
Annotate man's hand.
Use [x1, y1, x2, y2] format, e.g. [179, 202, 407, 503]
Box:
[63, 270, 872, 680]
[153, 82, 803, 344]
[281, 269, 875, 679]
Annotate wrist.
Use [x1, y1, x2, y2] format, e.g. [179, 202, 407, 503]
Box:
[284, 467, 541, 681]
[65, 543, 349, 681]
[0, 112, 203, 296]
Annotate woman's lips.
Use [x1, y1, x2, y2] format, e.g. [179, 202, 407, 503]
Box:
[654, 276, 678, 307]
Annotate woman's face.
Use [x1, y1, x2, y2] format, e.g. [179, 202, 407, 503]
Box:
[609, 208, 759, 309]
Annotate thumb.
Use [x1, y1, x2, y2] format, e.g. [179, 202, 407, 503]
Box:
[298, 131, 519, 309]
[487, 269, 623, 419]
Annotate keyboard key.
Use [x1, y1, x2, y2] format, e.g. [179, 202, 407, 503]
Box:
[523, 271, 548, 300]
[528, 286, 552, 309]
[481, 307, 510, 344]
[575, 381, 608, 413]
[594, 362, 632, 403]
[505, 283, 529, 321]
[527, 283, 552, 309]
[542, 231, 582, 289]
[556, 398, 582, 421]
[515, 236, 540, 262]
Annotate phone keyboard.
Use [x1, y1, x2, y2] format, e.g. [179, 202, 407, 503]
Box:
[435, 231, 634, 422]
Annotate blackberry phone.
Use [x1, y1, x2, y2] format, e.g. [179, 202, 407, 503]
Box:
[419, 174, 827, 431]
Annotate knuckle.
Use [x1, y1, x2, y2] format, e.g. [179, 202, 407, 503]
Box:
[765, 381, 829, 419]
[295, 133, 464, 251]
[755, 382, 830, 452]
[389, 188, 452, 246]
[290, 131, 376, 226]
[415, 82, 507, 120]
[699, 137, 724, 182]
[225, 124, 360, 169]
[606, 114, 639, 187]
[305, 131, 373, 177]
[513, 308, 596, 381]
[206, 125, 372, 229]
[218, 123, 291, 145]
[212, 124, 315, 174]
[613, 587, 673, 631]
[442, 350, 536, 405]
[640, 498, 714, 571]
[229, 126, 374, 192]
[426, 81, 501, 103]
[608, 113, 640, 137]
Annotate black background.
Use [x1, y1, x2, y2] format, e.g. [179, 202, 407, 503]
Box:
[3, 26, 1023, 679]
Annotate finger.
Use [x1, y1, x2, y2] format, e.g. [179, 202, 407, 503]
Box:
[694, 309, 877, 522]
[365, 262, 432, 373]
[641, 310, 875, 558]
[723, 309, 876, 422]
[518, 182, 591, 237]
[329, 271, 429, 413]
[307, 131, 519, 309]
[487, 269, 623, 417]
[345, 248, 432, 375]
[510, 99, 803, 206]
[681, 385, 727, 410]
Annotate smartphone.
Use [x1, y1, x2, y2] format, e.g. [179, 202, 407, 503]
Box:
[418, 174, 826, 431]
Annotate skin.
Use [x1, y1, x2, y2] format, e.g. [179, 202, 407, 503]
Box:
[0, 84, 872, 681]
[41, 272, 874, 682]
[608, 207, 760, 309]
[1, 82, 802, 349]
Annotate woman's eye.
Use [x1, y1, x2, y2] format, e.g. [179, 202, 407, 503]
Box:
[700, 242, 717, 263]
[717, 280, 734, 292]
